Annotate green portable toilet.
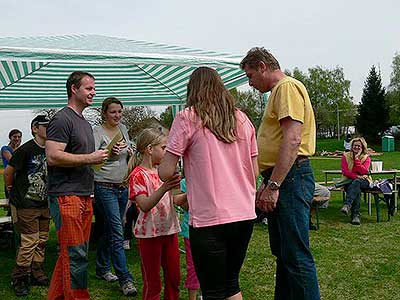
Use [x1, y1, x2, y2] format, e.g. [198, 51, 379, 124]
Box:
[382, 135, 395, 152]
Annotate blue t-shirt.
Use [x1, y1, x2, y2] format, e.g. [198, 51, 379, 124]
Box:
[1, 145, 13, 168]
[179, 179, 190, 239]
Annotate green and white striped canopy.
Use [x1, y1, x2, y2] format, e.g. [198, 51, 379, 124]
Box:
[0, 34, 247, 109]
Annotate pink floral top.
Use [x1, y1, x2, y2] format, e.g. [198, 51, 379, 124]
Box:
[128, 165, 180, 238]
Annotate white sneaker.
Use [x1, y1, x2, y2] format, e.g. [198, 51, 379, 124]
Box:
[121, 280, 137, 296]
[123, 240, 130, 250]
[96, 272, 118, 282]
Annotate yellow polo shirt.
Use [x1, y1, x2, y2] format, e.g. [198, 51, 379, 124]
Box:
[257, 76, 316, 172]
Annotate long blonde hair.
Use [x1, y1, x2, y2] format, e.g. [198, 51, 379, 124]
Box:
[126, 127, 166, 180]
[186, 67, 237, 143]
[350, 137, 368, 157]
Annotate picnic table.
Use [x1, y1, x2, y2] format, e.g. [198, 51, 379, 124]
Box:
[322, 169, 400, 222]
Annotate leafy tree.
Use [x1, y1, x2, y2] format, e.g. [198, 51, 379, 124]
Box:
[286, 66, 355, 137]
[386, 53, 400, 125]
[34, 108, 59, 119]
[231, 88, 265, 130]
[159, 106, 174, 129]
[356, 66, 389, 143]
[116, 106, 156, 138]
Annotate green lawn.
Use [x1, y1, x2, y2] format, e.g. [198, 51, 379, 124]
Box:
[0, 152, 400, 299]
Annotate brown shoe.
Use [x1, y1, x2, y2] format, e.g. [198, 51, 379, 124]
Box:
[31, 262, 49, 286]
[31, 274, 50, 286]
[12, 277, 30, 297]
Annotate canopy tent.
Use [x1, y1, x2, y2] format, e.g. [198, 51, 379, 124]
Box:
[0, 34, 248, 109]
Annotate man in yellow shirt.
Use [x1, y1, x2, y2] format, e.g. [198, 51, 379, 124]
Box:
[241, 48, 320, 300]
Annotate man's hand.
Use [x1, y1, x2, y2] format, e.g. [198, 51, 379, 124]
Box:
[89, 149, 109, 164]
[256, 183, 279, 212]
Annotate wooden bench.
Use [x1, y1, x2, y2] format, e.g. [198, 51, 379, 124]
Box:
[0, 216, 15, 249]
[0, 216, 11, 225]
[314, 183, 397, 225]
[0, 198, 9, 208]
[311, 196, 330, 230]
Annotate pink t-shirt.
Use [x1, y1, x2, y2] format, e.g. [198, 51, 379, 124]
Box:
[166, 108, 258, 228]
[129, 166, 181, 238]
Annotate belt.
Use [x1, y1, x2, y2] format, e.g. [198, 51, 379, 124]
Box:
[295, 155, 309, 164]
[261, 155, 309, 178]
[95, 181, 126, 189]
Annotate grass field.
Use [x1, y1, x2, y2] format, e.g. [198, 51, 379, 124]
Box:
[0, 148, 399, 299]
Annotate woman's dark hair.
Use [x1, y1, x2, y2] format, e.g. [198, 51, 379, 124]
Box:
[8, 129, 22, 139]
[101, 97, 123, 122]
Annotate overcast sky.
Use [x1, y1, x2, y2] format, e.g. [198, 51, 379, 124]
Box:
[0, 0, 399, 145]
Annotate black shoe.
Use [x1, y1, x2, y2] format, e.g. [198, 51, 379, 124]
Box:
[12, 278, 30, 297]
[309, 222, 318, 231]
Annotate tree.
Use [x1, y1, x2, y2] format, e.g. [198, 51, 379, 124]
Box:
[159, 106, 174, 129]
[386, 53, 400, 125]
[121, 106, 157, 138]
[286, 66, 355, 137]
[231, 88, 265, 130]
[356, 66, 389, 143]
[34, 108, 59, 119]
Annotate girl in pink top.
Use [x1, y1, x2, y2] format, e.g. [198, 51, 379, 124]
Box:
[159, 67, 258, 300]
[340, 137, 371, 225]
[128, 128, 186, 300]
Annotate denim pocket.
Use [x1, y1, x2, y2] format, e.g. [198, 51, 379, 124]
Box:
[301, 172, 315, 205]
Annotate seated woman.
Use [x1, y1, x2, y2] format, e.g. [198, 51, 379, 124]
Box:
[340, 137, 371, 225]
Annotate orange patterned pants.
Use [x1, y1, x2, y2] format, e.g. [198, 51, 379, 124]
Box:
[48, 195, 93, 300]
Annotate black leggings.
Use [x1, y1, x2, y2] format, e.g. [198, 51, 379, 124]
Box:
[189, 220, 254, 300]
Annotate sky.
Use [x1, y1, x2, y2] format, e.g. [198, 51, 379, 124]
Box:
[0, 0, 399, 145]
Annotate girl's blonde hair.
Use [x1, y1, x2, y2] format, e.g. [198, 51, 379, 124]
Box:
[125, 127, 166, 181]
[186, 67, 237, 143]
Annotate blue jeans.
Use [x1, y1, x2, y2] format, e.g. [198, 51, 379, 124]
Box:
[264, 160, 320, 300]
[344, 178, 370, 216]
[94, 184, 133, 284]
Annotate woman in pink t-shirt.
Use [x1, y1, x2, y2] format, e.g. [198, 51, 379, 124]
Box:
[159, 67, 258, 300]
[128, 128, 186, 300]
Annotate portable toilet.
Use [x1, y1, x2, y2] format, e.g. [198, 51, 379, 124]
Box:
[382, 135, 395, 152]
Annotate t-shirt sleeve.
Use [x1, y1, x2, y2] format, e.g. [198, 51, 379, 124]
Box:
[46, 112, 72, 144]
[274, 82, 305, 123]
[8, 146, 26, 171]
[166, 111, 190, 156]
[129, 171, 149, 200]
[93, 126, 102, 150]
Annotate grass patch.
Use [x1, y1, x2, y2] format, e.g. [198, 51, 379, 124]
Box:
[0, 147, 400, 299]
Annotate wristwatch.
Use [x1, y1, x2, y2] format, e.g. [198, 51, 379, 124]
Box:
[267, 180, 281, 190]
